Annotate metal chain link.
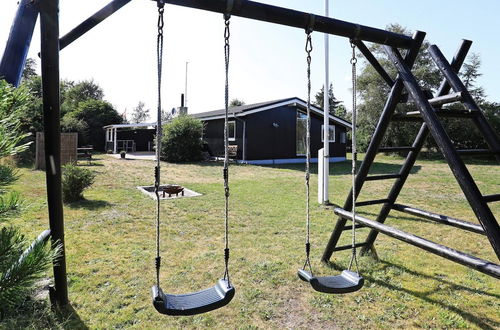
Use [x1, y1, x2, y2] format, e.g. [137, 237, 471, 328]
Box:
[302, 30, 313, 274]
[348, 40, 360, 274]
[154, 2, 165, 290]
[223, 16, 231, 286]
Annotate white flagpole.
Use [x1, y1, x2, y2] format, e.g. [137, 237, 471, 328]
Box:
[323, 0, 330, 203]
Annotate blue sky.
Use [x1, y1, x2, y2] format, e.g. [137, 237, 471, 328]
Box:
[1, 0, 499, 119]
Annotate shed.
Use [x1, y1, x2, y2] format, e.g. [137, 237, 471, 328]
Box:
[103, 123, 156, 154]
[192, 97, 352, 164]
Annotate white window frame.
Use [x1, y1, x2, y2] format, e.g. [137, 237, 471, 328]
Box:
[228, 120, 236, 141]
[321, 124, 336, 143]
[296, 111, 307, 156]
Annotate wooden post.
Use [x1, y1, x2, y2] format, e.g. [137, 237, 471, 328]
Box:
[39, 0, 68, 306]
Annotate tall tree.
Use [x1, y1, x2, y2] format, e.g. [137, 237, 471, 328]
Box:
[356, 24, 441, 152]
[439, 53, 491, 150]
[21, 58, 37, 82]
[62, 79, 104, 113]
[66, 99, 123, 150]
[460, 53, 485, 103]
[313, 83, 344, 118]
[230, 99, 245, 107]
[131, 101, 150, 123]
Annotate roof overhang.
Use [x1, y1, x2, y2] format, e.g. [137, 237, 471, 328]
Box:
[103, 122, 157, 129]
[194, 98, 352, 129]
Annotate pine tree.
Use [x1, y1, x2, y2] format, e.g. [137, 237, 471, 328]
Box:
[313, 83, 344, 117]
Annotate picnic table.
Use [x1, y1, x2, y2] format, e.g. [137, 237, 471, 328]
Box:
[77, 147, 93, 164]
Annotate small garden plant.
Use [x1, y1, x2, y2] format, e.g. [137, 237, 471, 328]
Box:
[161, 115, 204, 162]
[61, 164, 96, 203]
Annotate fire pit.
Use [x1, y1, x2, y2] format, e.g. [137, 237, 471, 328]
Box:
[163, 184, 184, 197]
[137, 184, 201, 200]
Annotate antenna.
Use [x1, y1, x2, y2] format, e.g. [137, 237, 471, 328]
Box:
[185, 61, 189, 107]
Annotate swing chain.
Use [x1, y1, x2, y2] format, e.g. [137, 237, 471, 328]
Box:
[223, 15, 231, 286]
[302, 29, 313, 275]
[348, 39, 360, 274]
[154, 1, 165, 289]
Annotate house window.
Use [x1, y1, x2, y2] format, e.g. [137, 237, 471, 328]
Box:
[321, 125, 336, 142]
[228, 121, 236, 141]
[340, 131, 346, 144]
[296, 111, 307, 156]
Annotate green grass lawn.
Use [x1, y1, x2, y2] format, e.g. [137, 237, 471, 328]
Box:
[2, 153, 499, 329]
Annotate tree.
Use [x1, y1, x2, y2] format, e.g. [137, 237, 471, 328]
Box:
[131, 101, 150, 123]
[68, 99, 123, 150]
[161, 115, 204, 162]
[435, 53, 491, 150]
[313, 83, 345, 118]
[356, 24, 441, 152]
[62, 79, 104, 114]
[21, 58, 37, 82]
[460, 53, 485, 102]
[230, 99, 245, 107]
[0, 86, 60, 316]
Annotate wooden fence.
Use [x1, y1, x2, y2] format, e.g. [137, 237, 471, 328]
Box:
[35, 132, 78, 170]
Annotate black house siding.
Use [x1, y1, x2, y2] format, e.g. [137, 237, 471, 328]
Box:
[116, 129, 155, 151]
[201, 105, 347, 160]
[203, 119, 243, 158]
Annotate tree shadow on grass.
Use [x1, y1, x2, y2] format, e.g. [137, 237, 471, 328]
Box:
[65, 199, 111, 210]
[57, 304, 89, 330]
[323, 259, 499, 329]
[75, 161, 104, 167]
[256, 161, 422, 176]
[0, 300, 88, 330]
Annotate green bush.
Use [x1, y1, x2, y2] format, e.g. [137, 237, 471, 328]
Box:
[161, 115, 204, 162]
[61, 165, 95, 203]
[0, 227, 61, 314]
[0, 191, 22, 218]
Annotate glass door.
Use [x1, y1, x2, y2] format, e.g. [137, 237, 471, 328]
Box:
[296, 111, 307, 156]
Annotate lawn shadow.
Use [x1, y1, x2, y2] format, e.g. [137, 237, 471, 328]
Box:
[66, 199, 111, 210]
[58, 304, 89, 330]
[256, 161, 422, 176]
[76, 161, 104, 167]
[324, 258, 499, 329]
[358, 210, 439, 224]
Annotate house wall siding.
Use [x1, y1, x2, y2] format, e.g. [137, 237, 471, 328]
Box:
[116, 129, 155, 152]
[201, 105, 347, 160]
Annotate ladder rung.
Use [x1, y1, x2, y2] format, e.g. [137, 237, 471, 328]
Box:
[378, 147, 415, 153]
[457, 149, 500, 155]
[427, 91, 464, 107]
[332, 242, 367, 252]
[392, 109, 478, 121]
[405, 109, 477, 117]
[342, 224, 367, 231]
[483, 194, 500, 203]
[356, 199, 390, 207]
[365, 174, 401, 181]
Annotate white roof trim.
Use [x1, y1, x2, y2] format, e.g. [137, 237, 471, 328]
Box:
[103, 122, 157, 129]
[195, 98, 352, 129]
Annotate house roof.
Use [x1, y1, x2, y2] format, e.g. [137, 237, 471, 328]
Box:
[191, 97, 352, 129]
[103, 122, 157, 129]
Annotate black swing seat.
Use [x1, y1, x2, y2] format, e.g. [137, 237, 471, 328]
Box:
[298, 269, 364, 294]
[151, 279, 235, 316]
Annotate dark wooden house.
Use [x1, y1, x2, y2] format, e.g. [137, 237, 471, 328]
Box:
[103, 123, 156, 153]
[193, 97, 351, 164]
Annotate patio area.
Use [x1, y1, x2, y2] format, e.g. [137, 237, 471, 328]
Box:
[108, 151, 156, 160]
